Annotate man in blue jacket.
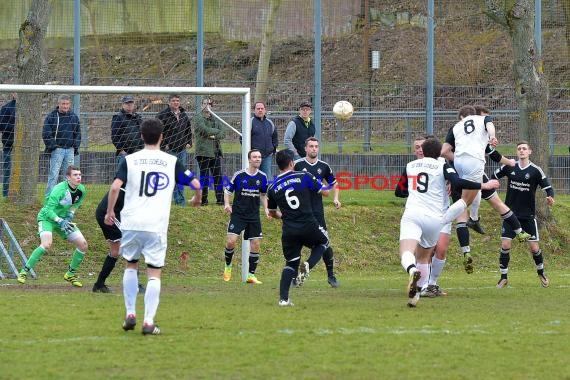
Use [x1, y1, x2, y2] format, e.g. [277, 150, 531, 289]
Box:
[250, 101, 278, 181]
[0, 94, 16, 197]
[43, 94, 81, 196]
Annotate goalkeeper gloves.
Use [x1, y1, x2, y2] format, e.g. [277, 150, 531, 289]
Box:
[64, 210, 75, 222]
[57, 218, 76, 234]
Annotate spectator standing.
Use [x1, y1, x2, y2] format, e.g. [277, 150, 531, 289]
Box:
[111, 95, 144, 166]
[0, 94, 16, 197]
[250, 101, 278, 180]
[284, 101, 315, 160]
[43, 94, 81, 196]
[157, 94, 193, 206]
[194, 98, 226, 205]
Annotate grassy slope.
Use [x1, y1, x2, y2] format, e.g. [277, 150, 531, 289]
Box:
[1, 188, 569, 280]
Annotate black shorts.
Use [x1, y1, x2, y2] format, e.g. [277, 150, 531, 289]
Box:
[282, 222, 329, 262]
[502, 217, 539, 241]
[227, 215, 262, 240]
[314, 213, 327, 230]
[95, 210, 122, 242]
[481, 173, 497, 200]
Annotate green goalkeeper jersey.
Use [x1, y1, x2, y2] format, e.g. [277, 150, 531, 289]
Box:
[37, 180, 87, 222]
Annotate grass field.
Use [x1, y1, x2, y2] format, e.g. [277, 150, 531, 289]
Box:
[1, 190, 569, 379]
[1, 272, 569, 379]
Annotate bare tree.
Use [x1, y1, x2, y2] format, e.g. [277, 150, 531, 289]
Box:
[11, 0, 52, 204]
[562, 0, 570, 55]
[485, 0, 552, 225]
[255, 0, 282, 103]
[83, 0, 109, 77]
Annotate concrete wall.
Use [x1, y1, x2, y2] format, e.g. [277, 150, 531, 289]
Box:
[0, 0, 359, 43]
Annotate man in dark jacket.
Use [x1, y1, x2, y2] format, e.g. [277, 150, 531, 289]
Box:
[42, 94, 81, 196]
[194, 98, 226, 205]
[157, 94, 193, 206]
[284, 101, 315, 160]
[0, 94, 16, 197]
[111, 95, 144, 165]
[250, 101, 278, 180]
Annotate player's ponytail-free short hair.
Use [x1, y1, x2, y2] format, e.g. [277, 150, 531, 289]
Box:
[66, 165, 80, 176]
[248, 149, 261, 159]
[474, 104, 489, 115]
[140, 118, 164, 145]
[457, 105, 476, 119]
[421, 137, 442, 159]
[517, 140, 531, 149]
[276, 149, 294, 170]
[305, 136, 319, 146]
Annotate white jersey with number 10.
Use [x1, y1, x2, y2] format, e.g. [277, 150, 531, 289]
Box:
[120, 149, 178, 233]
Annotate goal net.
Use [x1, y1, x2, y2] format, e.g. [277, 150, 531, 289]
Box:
[0, 84, 253, 281]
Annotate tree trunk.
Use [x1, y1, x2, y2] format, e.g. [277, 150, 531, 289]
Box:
[83, 0, 109, 77]
[485, 0, 552, 226]
[562, 0, 570, 56]
[254, 0, 281, 103]
[12, 0, 52, 205]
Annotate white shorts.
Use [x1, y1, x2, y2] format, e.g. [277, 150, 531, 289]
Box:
[440, 221, 452, 235]
[399, 211, 442, 248]
[453, 155, 484, 182]
[120, 230, 167, 268]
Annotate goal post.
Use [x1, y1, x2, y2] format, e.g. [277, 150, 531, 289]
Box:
[0, 84, 252, 282]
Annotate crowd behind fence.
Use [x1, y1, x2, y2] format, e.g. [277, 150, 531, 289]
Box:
[1, 1, 570, 195]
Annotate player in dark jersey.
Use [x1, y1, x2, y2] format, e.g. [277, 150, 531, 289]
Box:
[492, 141, 554, 288]
[222, 149, 268, 284]
[267, 149, 329, 307]
[93, 187, 145, 293]
[294, 137, 341, 287]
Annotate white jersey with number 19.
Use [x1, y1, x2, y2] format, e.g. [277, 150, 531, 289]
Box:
[118, 149, 179, 233]
[404, 157, 451, 218]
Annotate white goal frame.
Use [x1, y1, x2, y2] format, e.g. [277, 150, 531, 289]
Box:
[0, 84, 253, 282]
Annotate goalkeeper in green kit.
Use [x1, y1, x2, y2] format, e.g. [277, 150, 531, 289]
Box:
[17, 165, 88, 287]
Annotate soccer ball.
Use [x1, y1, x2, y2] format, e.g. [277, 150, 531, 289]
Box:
[333, 100, 354, 121]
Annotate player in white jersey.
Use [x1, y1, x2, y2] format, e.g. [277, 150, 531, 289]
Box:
[396, 137, 499, 307]
[440, 105, 497, 267]
[396, 135, 450, 297]
[105, 118, 201, 335]
[441, 106, 531, 273]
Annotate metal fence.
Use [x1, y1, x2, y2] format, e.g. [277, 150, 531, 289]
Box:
[1, 0, 570, 194]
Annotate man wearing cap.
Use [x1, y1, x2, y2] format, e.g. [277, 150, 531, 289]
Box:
[111, 96, 144, 166]
[284, 101, 315, 160]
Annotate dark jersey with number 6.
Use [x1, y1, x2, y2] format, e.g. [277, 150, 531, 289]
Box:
[267, 170, 322, 230]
